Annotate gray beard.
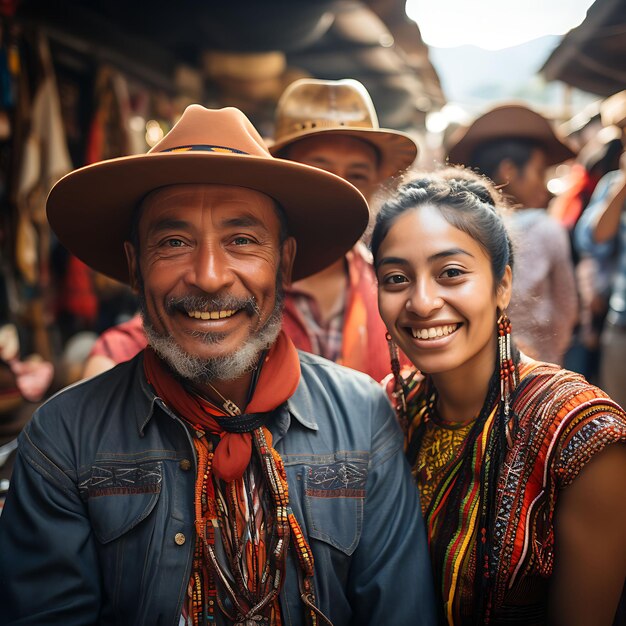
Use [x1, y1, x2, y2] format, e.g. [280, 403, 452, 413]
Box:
[139, 289, 284, 383]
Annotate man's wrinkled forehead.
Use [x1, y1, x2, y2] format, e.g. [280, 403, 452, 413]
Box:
[140, 183, 276, 214]
[287, 134, 381, 168]
[130, 183, 289, 245]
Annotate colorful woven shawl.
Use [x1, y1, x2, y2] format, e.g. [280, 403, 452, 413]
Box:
[397, 356, 626, 625]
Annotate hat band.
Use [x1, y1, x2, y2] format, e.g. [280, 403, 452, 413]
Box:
[286, 119, 374, 134]
[159, 144, 249, 155]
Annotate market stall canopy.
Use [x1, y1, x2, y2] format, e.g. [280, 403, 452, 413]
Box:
[15, 0, 445, 131]
[541, 0, 626, 97]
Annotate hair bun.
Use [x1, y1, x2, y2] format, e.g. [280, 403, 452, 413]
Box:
[439, 168, 498, 207]
[452, 178, 497, 207]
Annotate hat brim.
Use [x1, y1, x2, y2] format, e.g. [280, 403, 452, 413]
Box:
[47, 152, 369, 283]
[269, 127, 418, 179]
[447, 105, 576, 167]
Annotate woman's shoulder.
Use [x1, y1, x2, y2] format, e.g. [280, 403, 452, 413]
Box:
[514, 354, 626, 486]
[515, 354, 624, 421]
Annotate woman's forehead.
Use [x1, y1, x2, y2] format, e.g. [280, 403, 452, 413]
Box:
[379, 205, 490, 261]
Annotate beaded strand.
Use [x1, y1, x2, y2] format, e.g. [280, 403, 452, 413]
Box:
[188, 424, 321, 625]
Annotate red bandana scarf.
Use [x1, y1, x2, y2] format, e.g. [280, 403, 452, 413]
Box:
[143, 330, 301, 482]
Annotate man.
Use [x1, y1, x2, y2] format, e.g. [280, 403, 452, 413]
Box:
[270, 79, 418, 382]
[0, 105, 435, 625]
[447, 103, 578, 365]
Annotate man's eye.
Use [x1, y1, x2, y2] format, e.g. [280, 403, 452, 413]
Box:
[233, 236, 253, 246]
[166, 239, 186, 247]
[348, 173, 371, 184]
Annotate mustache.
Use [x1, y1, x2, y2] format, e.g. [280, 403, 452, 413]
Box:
[165, 294, 261, 317]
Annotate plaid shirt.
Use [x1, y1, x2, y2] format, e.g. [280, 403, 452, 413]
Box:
[282, 244, 397, 382]
[286, 290, 345, 363]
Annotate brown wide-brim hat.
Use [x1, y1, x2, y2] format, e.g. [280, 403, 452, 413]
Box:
[47, 105, 369, 283]
[269, 78, 418, 179]
[447, 103, 576, 167]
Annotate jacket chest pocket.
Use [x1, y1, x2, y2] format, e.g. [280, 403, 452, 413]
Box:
[79, 461, 165, 619]
[300, 454, 368, 555]
[80, 461, 163, 543]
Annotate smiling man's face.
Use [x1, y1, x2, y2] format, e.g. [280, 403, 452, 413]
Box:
[125, 184, 295, 381]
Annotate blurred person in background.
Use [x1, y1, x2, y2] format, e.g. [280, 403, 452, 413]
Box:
[269, 78, 418, 382]
[82, 309, 145, 377]
[551, 126, 624, 382]
[448, 103, 578, 366]
[0, 321, 53, 514]
[81, 272, 144, 378]
[575, 119, 626, 409]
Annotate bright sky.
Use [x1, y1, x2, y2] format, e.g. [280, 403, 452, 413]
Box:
[405, 0, 596, 50]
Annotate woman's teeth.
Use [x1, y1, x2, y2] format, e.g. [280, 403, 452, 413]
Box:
[411, 324, 458, 339]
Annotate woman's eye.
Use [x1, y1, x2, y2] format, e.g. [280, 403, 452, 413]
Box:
[441, 268, 464, 279]
[384, 273, 408, 285]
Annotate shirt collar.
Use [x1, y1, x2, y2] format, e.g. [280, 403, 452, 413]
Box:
[135, 351, 319, 435]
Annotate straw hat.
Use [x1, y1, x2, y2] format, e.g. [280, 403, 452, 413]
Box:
[47, 105, 369, 283]
[447, 103, 576, 167]
[600, 90, 626, 129]
[269, 78, 418, 179]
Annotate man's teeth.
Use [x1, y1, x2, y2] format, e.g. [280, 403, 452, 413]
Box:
[411, 324, 458, 339]
[187, 310, 236, 320]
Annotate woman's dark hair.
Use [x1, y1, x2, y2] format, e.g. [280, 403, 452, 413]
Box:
[370, 166, 514, 289]
[469, 138, 540, 181]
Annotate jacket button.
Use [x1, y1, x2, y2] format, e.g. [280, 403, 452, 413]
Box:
[174, 533, 186, 546]
[179, 459, 191, 471]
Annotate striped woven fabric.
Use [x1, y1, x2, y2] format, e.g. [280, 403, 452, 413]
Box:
[399, 356, 626, 625]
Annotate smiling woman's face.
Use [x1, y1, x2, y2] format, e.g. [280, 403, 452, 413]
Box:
[376, 203, 511, 377]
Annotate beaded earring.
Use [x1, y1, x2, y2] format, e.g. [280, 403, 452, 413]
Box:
[497, 311, 518, 444]
[386, 332, 401, 382]
[386, 331, 409, 429]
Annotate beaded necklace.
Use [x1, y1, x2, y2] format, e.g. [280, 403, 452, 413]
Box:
[190, 423, 322, 626]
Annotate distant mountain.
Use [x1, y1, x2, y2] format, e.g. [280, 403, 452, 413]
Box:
[429, 35, 563, 109]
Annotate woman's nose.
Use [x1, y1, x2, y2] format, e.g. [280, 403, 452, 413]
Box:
[405, 278, 444, 317]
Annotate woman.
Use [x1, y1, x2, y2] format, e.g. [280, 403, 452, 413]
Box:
[371, 167, 626, 626]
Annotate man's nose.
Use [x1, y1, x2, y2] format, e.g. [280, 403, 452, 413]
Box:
[186, 243, 235, 294]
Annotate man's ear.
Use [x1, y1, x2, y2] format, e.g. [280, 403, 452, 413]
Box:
[279, 237, 297, 287]
[124, 241, 139, 293]
[495, 158, 519, 185]
[496, 265, 513, 311]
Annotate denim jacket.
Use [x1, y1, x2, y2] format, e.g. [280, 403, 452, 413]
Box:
[0, 351, 436, 626]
